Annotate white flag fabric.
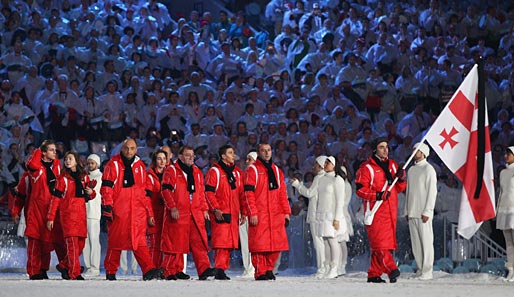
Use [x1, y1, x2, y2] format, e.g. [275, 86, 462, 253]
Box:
[424, 64, 495, 239]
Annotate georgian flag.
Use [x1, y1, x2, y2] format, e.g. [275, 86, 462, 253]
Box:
[424, 64, 495, 239]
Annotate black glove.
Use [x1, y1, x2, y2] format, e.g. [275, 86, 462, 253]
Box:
[376, 191, 390, 201]
[396, 168, 405, 181]
[102, 205, 113, 222]
[285, 217, 290, 227]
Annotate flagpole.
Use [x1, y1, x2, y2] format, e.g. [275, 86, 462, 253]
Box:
[386, 133, 431, 192]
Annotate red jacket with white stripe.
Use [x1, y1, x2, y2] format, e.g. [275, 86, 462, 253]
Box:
[160, 162, 209, 253]
[100, 154, 153, 250]
[355, 156, 406, 250]
[243, 159, 290, 253]
[146, 167, 164, 235]
[24, 149, 62, 242]
[204, 162, 245, 249]
[48, 172, 96, 237]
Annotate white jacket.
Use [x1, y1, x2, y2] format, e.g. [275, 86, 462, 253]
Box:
[497, 163, 514, 230]
[315, 171, 346, 238]
[292, 170, 325, 223]
[405, 159, 438, 219]
[343, 179, 354, 238]
[87, 169, 102, 220]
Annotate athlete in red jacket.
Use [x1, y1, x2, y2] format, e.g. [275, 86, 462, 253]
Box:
[47, 151, 96, 280]
[146, 149, 168, 267]
[205, 144, 246, 280]
[160, 145, 214, 280]
[24, 140, 67, 280]
[355, 137, 406, 283]
[243, 143, 291, 280]
[100, 138, 161, 280]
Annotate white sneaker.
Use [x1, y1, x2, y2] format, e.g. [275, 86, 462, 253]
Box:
[324, 267, 338, 279]
[84, 269, 100, 277]
[417, 273, 433, 280]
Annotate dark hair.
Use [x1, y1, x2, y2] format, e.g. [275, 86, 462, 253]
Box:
[40, 139, 56, 152]
[63, 151, 87, 178]
[179, 145, 194, 155]
[218, 144, 233, 159]
[151, 149, 168, 168]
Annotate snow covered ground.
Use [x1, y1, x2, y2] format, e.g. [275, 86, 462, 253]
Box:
[1, 270, 512, 297]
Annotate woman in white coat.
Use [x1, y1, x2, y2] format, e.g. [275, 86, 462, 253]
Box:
[316, 156, 346, 278]
[338, 165, 354, 276]
[497, 146, 514, 281]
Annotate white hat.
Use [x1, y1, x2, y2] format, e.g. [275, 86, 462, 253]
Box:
[315, 155, 327, 167]
[247, 151, 257, 161]
[326, 156, 336, 165]
[414, 142, 430, 157]
[507, 146, 514, 154]
[87, 154, 101, 166]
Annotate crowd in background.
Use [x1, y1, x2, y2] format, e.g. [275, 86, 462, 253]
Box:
[0, 0, 513, 228]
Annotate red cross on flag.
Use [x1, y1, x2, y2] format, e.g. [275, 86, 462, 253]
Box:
[424, 64, 495, 239]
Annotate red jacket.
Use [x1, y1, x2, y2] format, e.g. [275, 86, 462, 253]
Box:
[48, 172, 96, 237]
[355, 156, 406, 250]
[100, 155, 154, 250]
[243, 159, 290, 253]
[146, 167, 164, 235]
[24, 149, 63, 242]
[10, 171, 30, 218]
[161, 162, 209, 253]
[204, 162, 245, 249]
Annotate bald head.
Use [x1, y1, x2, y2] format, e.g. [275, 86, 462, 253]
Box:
[121, 138, 138, 159]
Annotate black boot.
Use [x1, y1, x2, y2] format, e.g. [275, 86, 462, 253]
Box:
[106, 274, 117, 281]
[198, 268, 215, 280]
[255, 274, 268, 280]
[367, 276, 386, 283]
[30, 274, 45, 280]
[41, 270, 49, 279]
[175, 271, 191, 280]
[389, 269, 400, 283]
[265, 270, 276, 280]
[56, 264, 70, 280]
[166, 274, 177, 280]
[74, 275, 85, 280]
[214, 269, 230, 280]
[143, 268, 162, 280]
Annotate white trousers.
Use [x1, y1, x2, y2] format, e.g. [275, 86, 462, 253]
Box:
[323, 237, 341, 268]
[338, 241, 348, 274]
[83, 219, 101, 273]
[239, 220, 254, 275]
[409, 218, 434, 277]
[310, 223, 325, 271]
[503, 229, 514, 264]
[120, 250, 138, 274]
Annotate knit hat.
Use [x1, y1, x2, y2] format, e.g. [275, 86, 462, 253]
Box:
[87, 154, 101, 166]
[247, 151, 257, 161]
[507, 146, 514, 155]
[326, 156, 336, 165]
[315, 155, 327, 167]
[414, 142, 430, 158]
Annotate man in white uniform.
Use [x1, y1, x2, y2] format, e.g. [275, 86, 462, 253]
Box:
[405, 142, 437, 280]
[84, 154, 102, 276]
[290, 155, 327, 278]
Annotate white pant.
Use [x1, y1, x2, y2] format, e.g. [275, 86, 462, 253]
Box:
[310, 223, 325, 272]
[120, 251, 138, 274]
[503, 229, 514, 264]
[83, 219, 101, 273]
[409, 217, 434, 277]
[323, 237, 341, 268]
[338, 241, 348, 274]
[239, 220, 254, 275]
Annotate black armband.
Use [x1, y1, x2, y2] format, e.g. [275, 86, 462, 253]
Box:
[145, 190, 153, 197]
[102, 180, 114, 188]
[205, 185, 216, 192]
[244, 185, 255, 192]
[162, 184, 174, 191]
